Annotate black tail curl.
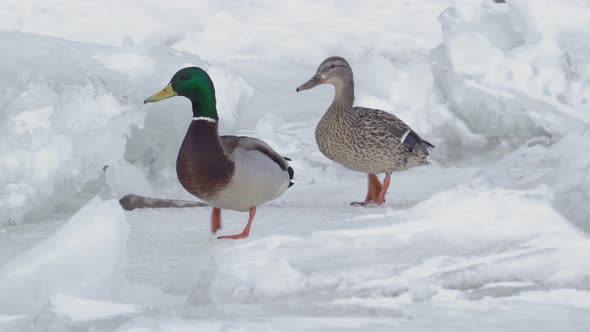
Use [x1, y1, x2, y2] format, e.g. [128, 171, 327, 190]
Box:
[285, 157, 295, 188]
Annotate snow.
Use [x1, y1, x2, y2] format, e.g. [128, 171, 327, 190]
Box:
[95, 53, 157, 79]
[48, 294, 143, 321]
[0, 197, 128, 314]
[184, 186, 590, 309]
[0, 0, 590, 331]
[0, 31, 253, 223]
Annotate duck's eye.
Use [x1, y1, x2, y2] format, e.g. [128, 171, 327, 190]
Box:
[181, 73, 191, 80]
[329, 64, 336, 69]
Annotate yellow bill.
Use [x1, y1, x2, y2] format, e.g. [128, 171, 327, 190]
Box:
[144, 83, 177, 104]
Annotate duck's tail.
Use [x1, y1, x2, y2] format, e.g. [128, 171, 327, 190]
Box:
[401, 130, 435, 154]
[423, 139, 435, 149]
[284, 157, 295, 188]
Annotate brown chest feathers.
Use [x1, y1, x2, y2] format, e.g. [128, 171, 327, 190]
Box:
[176, 121, 234, 200]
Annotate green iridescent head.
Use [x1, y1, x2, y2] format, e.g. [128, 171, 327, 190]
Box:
[144, 67, 218, 120]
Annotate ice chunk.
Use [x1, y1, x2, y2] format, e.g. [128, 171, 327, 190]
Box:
[515, 289, 590, 310]
[481, 133, 590, 234]
[187, 237, 307, 305]
[105, 161, 154, 197]
[409, 280, 434, 303]
[0, 184, 35, 224]
[0, 315, 28, 332]
[0, 198, 128, 314]
[95, 53, 156, 79]
[208, 67, 255, 132]
[188, 186, 590, 306]
[13, 105, 54, 135]
[48, 295, 142, 322]
[0, 31, 252, 223]
[428, 4, 590, 153]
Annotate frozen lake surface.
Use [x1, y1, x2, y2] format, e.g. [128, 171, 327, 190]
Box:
[1, 0, 589, 330]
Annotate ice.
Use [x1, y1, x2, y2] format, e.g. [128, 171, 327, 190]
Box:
[13, 105, 54, 135]
[428, 3, 590, 153]
[1, 0, 590, 330]
[95, 53, 157, 79]
[515, 289, 590, 311]
[0, 197, 127, 314]
[0, 31, 253, 223]
[48, 294, 142, 321]
[186, 186, 590, 306]
[480, 132, 590, 233]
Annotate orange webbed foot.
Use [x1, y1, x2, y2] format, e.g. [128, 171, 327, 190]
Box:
[216, 207, 256, 240]
[351, 174, 385, 207]
[217, 232, 250, 240]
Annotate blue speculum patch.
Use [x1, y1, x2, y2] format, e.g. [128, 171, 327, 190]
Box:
[402, 133, 417, 150]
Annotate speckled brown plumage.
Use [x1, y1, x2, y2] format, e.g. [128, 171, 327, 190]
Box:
[316, 103, 432, 175]
[308, 57, 433, 176]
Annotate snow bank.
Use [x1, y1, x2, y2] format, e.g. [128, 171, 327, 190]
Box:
[480, 132, 590, 233]
[6, 0, 588, 228]
[188, 186, 590, 306]
[0, 30, 253, 223]
[0, 198, 127, 314]
[428, 1, 590, 153]
[0, 0, 475, 62]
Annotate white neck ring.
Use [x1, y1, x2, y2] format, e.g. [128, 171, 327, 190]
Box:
[192, 116, 216, 123]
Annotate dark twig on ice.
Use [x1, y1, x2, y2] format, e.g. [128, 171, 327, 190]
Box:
[119, 194, 208, 211]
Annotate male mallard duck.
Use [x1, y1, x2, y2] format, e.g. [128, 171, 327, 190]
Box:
[144, 67, 294, 239]
[296, 57, 433, 206]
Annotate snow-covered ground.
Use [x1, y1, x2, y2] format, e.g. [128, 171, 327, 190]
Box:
[1, 0, 590, 330]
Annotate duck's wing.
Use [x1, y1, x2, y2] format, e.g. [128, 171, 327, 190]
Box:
[220, 135, 290, 171]
[352, 106, 434, 151]
[221, 135, 295, 194]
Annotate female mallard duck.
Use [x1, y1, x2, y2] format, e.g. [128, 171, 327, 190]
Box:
[144, 67, 294, 239]
[296, 56, 433, 206]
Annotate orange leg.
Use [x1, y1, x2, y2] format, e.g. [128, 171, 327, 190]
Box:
[217, 207, 256, 240]
[374, 175, 391, 205]
[351, 174, 383, 206]
[211, 207, 222, 234]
